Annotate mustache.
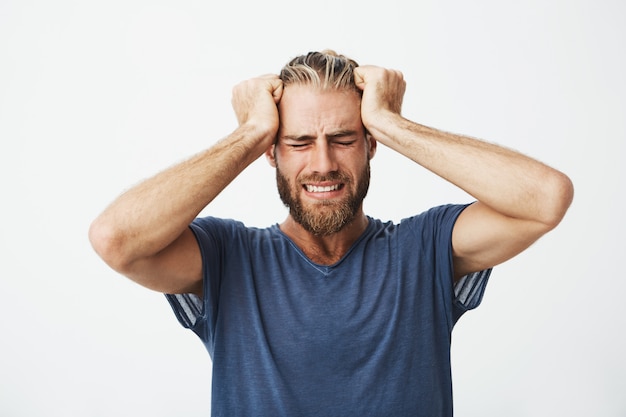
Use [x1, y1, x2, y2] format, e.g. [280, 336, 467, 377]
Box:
[297, 171, 351, 184]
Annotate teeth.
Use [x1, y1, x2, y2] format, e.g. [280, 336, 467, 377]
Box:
[306, 184, 340, 193]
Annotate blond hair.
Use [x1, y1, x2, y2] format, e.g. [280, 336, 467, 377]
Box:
[279, 50, 360, 93]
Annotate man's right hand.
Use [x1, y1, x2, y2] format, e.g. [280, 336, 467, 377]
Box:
[231, 74, 284, 146]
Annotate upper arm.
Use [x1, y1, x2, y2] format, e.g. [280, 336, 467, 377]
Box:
[451, 202, 552, 281]
[122, 227, 203, 297]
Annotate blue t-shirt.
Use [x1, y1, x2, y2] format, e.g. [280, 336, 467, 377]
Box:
[167, 204, 490, 417]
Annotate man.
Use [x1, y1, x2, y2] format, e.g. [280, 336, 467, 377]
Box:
[89, 50, 573, 416]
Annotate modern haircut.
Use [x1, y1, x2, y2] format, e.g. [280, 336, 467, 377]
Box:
[279, 50, 360, 94]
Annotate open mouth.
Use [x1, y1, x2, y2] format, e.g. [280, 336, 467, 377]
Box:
[304, 183, 344, 193]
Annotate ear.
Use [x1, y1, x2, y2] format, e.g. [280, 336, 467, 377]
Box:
[366, 133, 377, 160]
[265, 144, 277, 167]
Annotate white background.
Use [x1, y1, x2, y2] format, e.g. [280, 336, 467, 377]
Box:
[1, 0, 624, 416]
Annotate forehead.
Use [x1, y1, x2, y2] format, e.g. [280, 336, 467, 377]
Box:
[278, 85, 362, 134]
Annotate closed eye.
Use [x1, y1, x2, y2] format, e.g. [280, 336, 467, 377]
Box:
[328, 130, 359, 147]
[289, 143, 309, 148]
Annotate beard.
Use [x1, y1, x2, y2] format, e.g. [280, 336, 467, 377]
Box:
[276, 162, 371, 236]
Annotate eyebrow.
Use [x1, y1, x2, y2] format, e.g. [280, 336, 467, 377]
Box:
[327, 129, 358, 139]
[281, 129, 359, 141]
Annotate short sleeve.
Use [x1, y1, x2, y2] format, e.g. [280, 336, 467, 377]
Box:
[164, 217, 242, 353]
[452, 269, 491, 323]
[412, 203, 492, 326]
[166, 292, 203, 328]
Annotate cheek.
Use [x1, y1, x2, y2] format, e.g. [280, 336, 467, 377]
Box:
[274, 161, 299, 188]
[275, 151, 306, 176]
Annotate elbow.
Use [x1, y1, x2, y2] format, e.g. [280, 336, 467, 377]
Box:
[88, 217, 133, 273]
[540, 171, 574, 230]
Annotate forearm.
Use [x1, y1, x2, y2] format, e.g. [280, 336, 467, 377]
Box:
[371, 113, 573, 226]
[89, 124, 271, 270]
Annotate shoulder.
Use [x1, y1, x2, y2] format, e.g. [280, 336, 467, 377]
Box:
[361, 205, 469, 252]
[397, 204, 472, 233]
[363, 204, 470, 239]
[191, 216, 246, 231]
[362, 205, 473, 261]
[191, 216, 276, 237]
[190, 216, 282, 250]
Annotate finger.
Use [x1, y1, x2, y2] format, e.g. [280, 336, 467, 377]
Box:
[267, 78, 284, 103]
[272, 82, 283, 103]
[353, 67, 366, 90]
[354, 65, 380, 90]
[255, 74, 283, 102]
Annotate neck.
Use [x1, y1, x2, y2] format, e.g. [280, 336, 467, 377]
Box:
[280, 212, 369, 265]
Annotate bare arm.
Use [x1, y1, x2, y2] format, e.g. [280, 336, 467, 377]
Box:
[354, 66, 574, 279]
[88, 75, 284, 296]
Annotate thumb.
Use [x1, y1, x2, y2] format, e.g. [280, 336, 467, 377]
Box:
[353, 67, 366, 90]
[271, 79, 284, 104]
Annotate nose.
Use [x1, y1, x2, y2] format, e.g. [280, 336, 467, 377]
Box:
[308, 141, 338, 174]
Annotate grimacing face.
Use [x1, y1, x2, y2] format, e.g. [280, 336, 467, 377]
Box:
[275, 158, 371, 236]
[267, 85, 376, 236]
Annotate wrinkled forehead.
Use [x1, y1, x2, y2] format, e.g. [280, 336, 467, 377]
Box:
[278, 84, 362, 116]
[278, 85, 363, 134]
